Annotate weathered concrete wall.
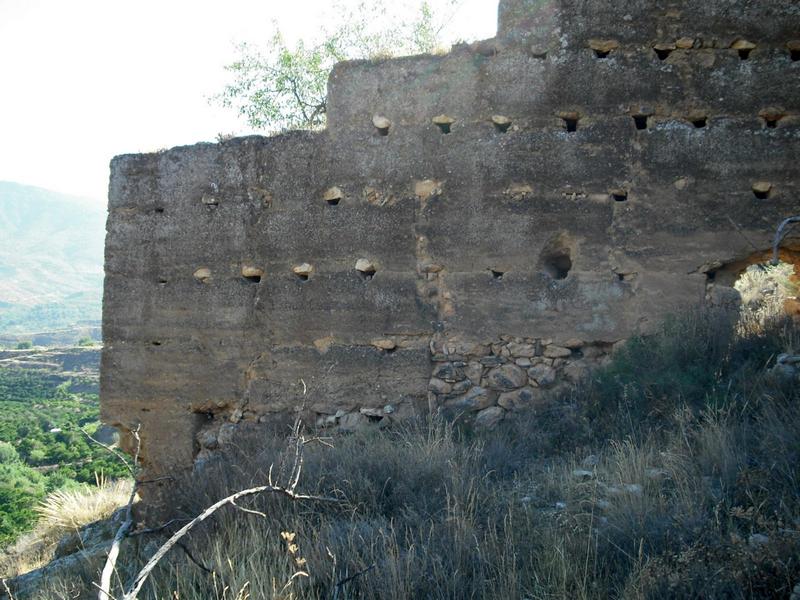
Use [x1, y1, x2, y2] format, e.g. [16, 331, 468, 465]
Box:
[102, 0, 800, 494]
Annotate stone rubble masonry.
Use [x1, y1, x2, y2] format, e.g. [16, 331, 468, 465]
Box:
[102, 0, 800, 504]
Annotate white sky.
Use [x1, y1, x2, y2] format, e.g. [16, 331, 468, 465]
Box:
[0, 0, 498, 203]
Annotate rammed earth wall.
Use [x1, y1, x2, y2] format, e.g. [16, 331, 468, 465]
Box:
[102, 0, 800, 502]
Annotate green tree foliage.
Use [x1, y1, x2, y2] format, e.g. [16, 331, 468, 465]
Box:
[0, 441, 19, 464]
[0, 463, 45, 545]
[215, 0, 458, 132]
[15, 341, 33, 350]
[0, 367, 128, 546]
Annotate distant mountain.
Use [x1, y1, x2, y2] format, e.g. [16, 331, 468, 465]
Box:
[0, 182, 105, 336]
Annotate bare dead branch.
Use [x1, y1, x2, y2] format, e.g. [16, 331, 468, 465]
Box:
[176, 542, 215, 575]
[136, 476, 174, 486]
[231, 499, 267, 518]
[79, 426, 135, 478]
[98, 425, 141, 600]
[772, 216, 800, 265]
[127, 518, 189, 537]
[1, 577, 17, 600]
[121, 484, 339, 599]
[118, 417, 338, 600]
[91, 582, 118, 600]
[333, 563, 377, 597]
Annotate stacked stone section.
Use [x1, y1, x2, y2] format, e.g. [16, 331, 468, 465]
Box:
[429, 336, 612, 428]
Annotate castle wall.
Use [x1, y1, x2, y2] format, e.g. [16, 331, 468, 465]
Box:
[102, 0, 800, 493]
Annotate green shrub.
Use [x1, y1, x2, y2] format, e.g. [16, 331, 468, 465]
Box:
[0, 463, 45, 546]
[0, 441, 19, 464]
[0, 367, 128, 549]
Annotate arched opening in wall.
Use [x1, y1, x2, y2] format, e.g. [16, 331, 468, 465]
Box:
[538, 233, 573, 280]
[734, 261, 798, 323]
[706, 246, 800, 325]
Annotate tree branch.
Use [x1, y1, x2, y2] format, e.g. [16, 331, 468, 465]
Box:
[79, 426, 135, 478]
[772, 216, 800, 265]
[98, 426, 141, 600]
[1, 577, 17, 600]
[117, 417, 338, 600]
[121, 485, 338, 599]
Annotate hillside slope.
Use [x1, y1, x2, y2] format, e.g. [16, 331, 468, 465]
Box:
[0, 182, 104, 335]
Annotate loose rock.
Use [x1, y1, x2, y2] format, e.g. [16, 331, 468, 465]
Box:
[433, 363, 465, 382]
[507, 342, 536, 358]
[486, 364, 528, 390]
[544, 345, 572, 358]
[497, 386, 538, 411]
[444, 386, 496, 412]
[528, 364, 557, 387]
[372, 339, 396, 351]
[474, 406, 505, 429]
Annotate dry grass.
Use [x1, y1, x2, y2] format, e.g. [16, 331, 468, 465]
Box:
[1, 478, 132, 580]
[34, 478, 132, 542]
[736, 261, 797, 332]
[16, 309, 800, 599]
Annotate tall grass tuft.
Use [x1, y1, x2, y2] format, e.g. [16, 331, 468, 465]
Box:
[34, 477, 133, 541]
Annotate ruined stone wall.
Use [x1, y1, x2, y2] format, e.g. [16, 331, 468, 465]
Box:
[102, 0, 800, 493]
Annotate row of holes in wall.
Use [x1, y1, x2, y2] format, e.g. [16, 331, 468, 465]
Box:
[320, 182, 775, 208]
[375, 112, 791, 136]
[588, 41, 800, 62]
[183, 254, 580, 287]
[324, 187, 631, 206]
[156, 181, 775, 216]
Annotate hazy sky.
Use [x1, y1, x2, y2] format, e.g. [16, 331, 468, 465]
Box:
[0, 0, 498, 202]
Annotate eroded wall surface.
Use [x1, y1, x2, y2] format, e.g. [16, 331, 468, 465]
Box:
[102, 0, 800, 489]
